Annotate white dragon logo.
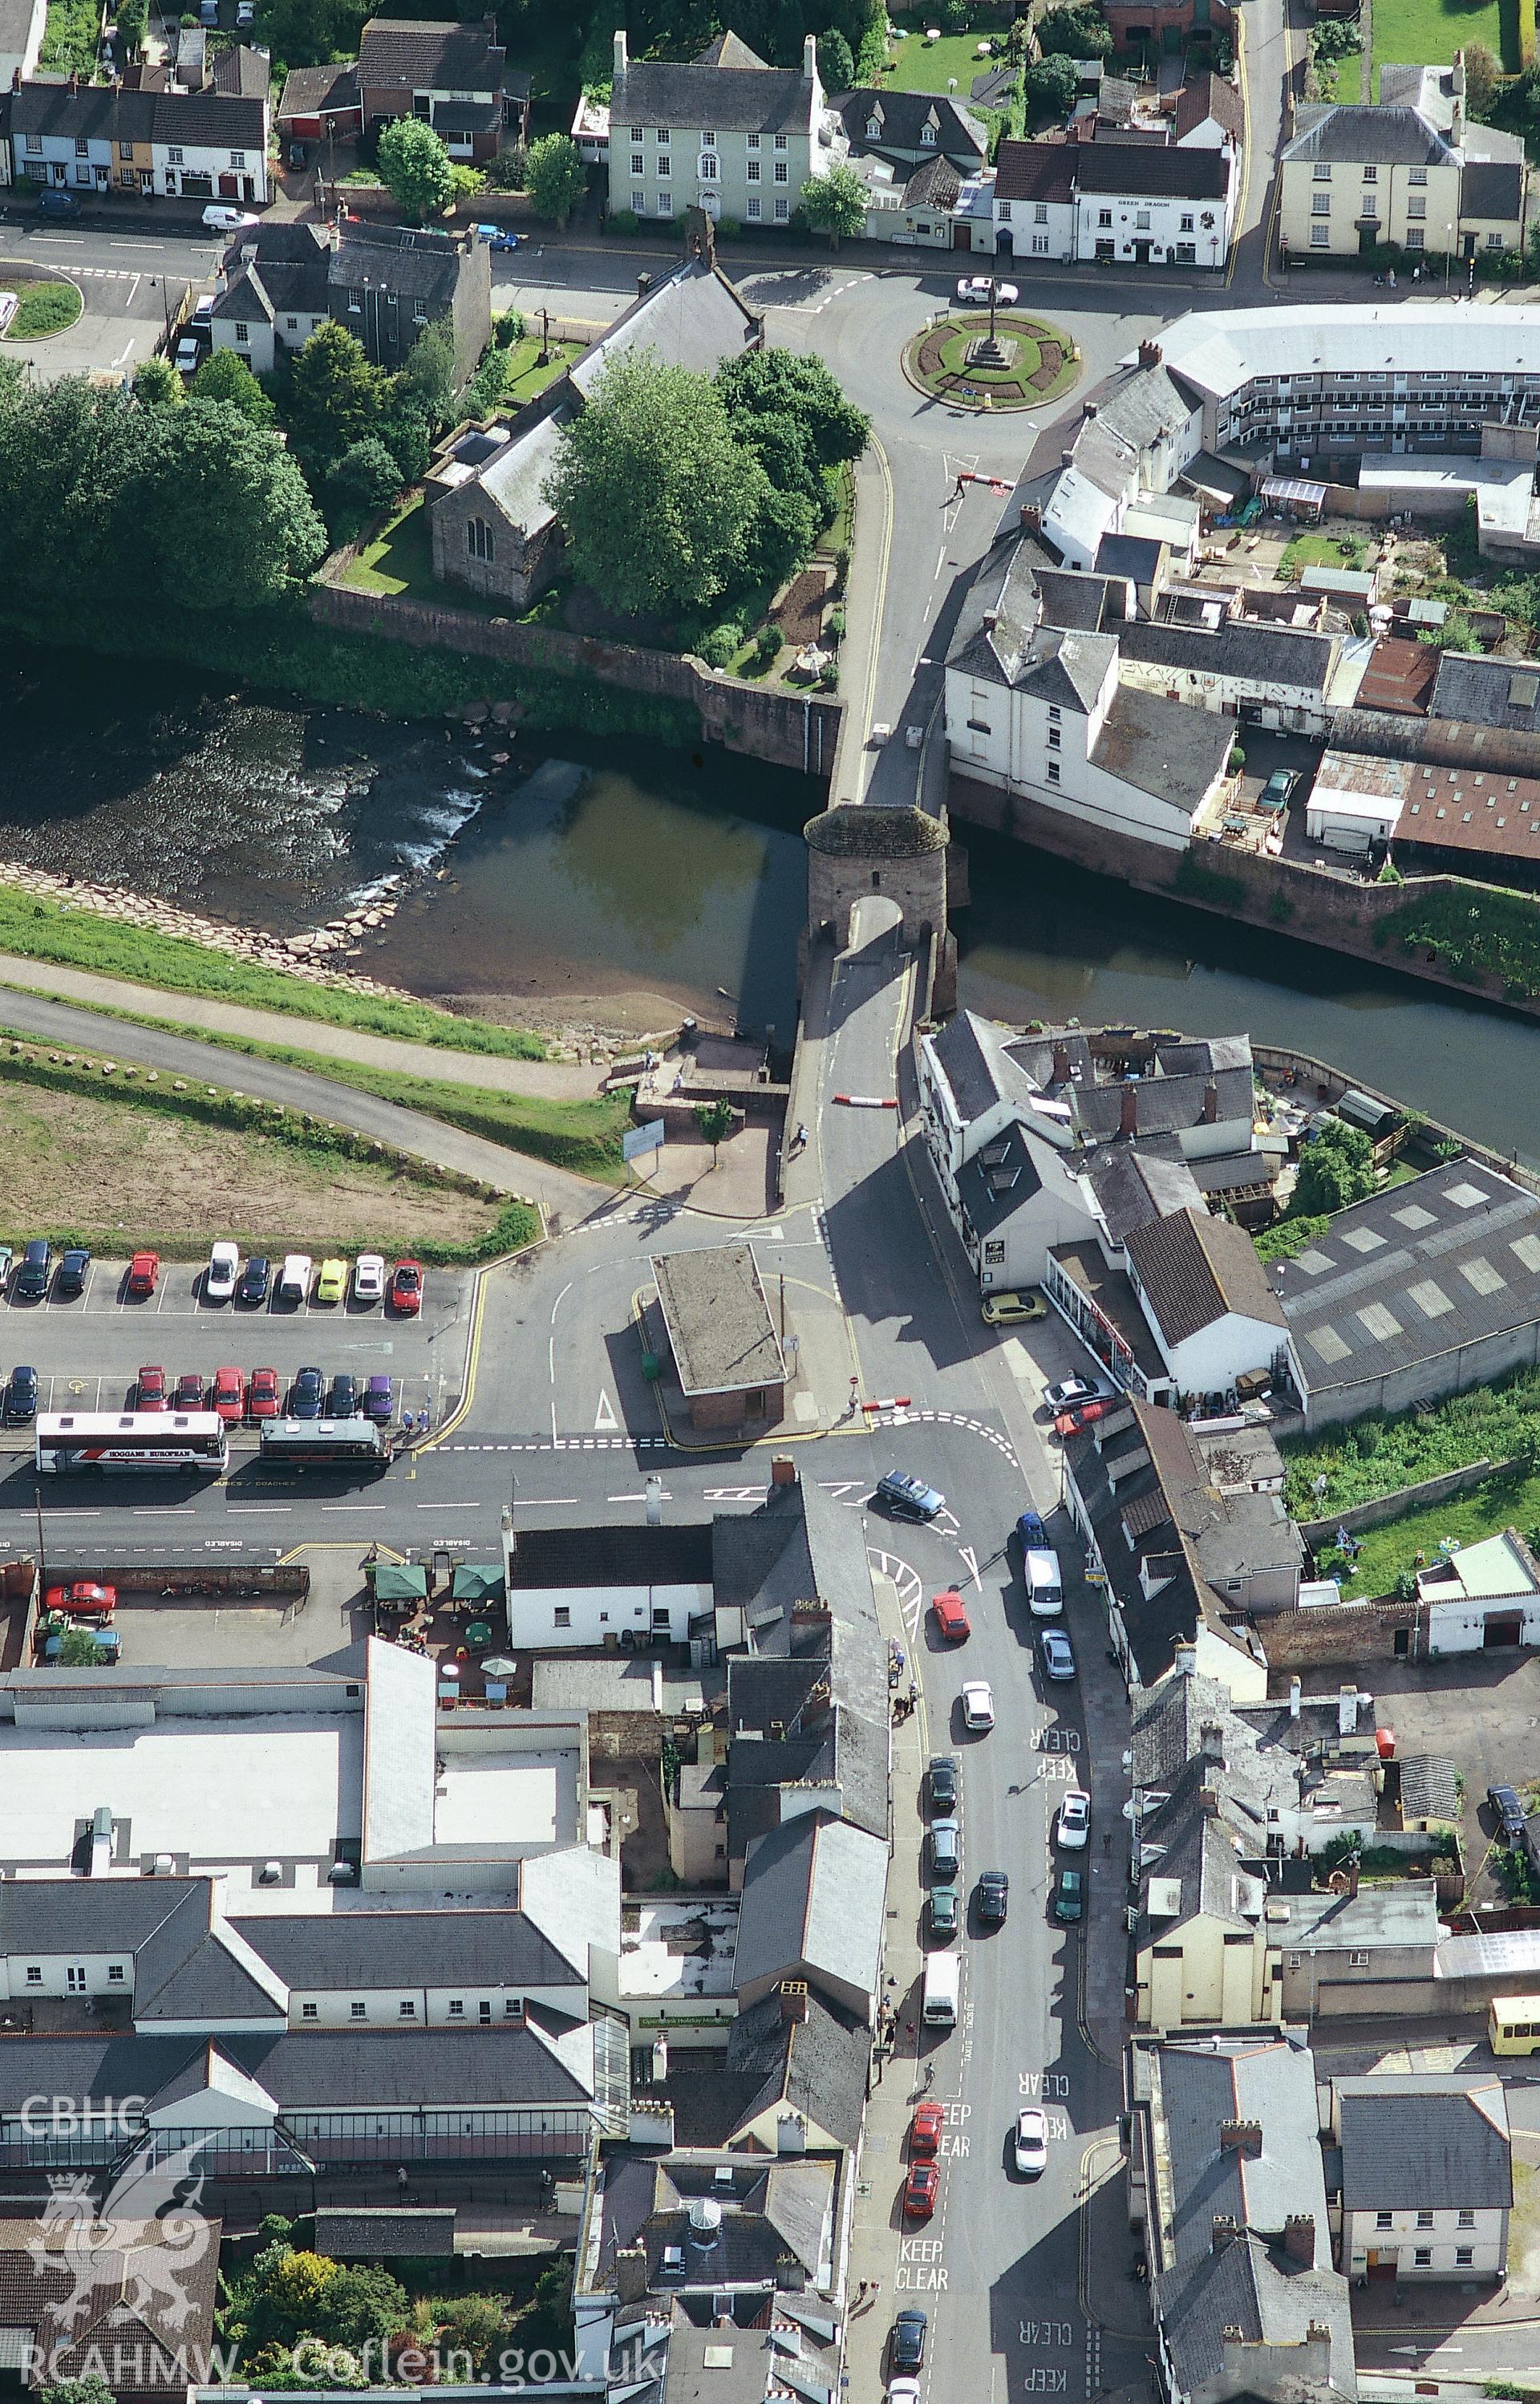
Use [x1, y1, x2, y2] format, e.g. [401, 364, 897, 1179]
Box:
[27, 2142, 218, 2362]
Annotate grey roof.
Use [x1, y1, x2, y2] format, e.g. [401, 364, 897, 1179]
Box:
[926, 1007, 1043, 1123]
[1118, 614, 1335, 696]
[1269, 1882, 1441, 1955]
[723, 1984, 870, 2149]
[1084, 1138, 1205, 1242]
[0, 2026, 593, 2114]
[213, 43, 270, 96]
[1020, 626, 1119, 712]
[961, 1121, 1044, 1240]
[1335, 2075, 1510, 2210]
[331, 220, 465, 307]
[505, 1518, 713, 1589]
[0, 1874, 207, 1955]
[1156, 2032, 1330, 2269]
[1089, 682, 1234, 813]
[1076, 143, 1229, 197]
[902, 151, 960, 209]
[133, 1891, 287, 2025]
[1035, 566, 1116, 632]
[10, 72, 265, 148]
[654, 1243, 786, 1397]
[358, 14, 505, 96]
[1283, 102, 1450, 165]
[614, 35, 817, 136]
[1126, 1207, 1287, 1347]
[277, 59, 360, 120]
[1096, 532, 1165, 584]
[1396, 1753, 1461, 1821]
[213, 246, 330, 322]
[233, 1907, 582, 1989]
[1275, 1157, 1540, 1403]
[464, 410, 564, 541]
[833, 84, 987, 164]
[733, 1810, 886, 2002]
[568, 257, 759, 401]
[1433, 651, 1540, 729]
[1156, 2229, 1355, 2401]
[313, 2207, 457, 2257]
[1463, 157, 1523, 220]
[1096, 362, 1206, 462]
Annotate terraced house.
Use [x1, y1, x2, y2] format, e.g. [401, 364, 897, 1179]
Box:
[1279, 59, 1528, 263]
[4, 65, 268, 199]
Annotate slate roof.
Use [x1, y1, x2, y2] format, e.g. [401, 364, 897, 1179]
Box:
[1035, 566, 1116, 632]
[566, 256, 760, 401]
[213, 43, 270, 96]
[1155, 2032, 1329, 2269]
[733, 1811, 886, 2003]
[1176, 70, 1243, 141]
[926, 1007, 1042, 1124]
[1076, 143, 1229, 196]
[723, 1984, 870, 2149]
[1156, 2230, 1355, 2401]
[1463, 157, 1523, 219]
[132, 1891, 287, 2025]
[505, 1518, 713, 1588]
[332, 220, 466, 307]
[313, 2207, 457, 2256]
[0, 2026, 594, 2113]
[1127, 1207, 1286, 1347]
[0, 2216, 222, 2388]
[1083, 1138, 1204, 1242]
[1118, 614, 1335, 695]
[358, 14, 505, 96]
[1088, 682, 1234, 814]
[1283, 102, 1450, 166]
[614, 34, 817, 136]
[902, 151, 961, 209]
[1335, 2074, 1511, 2211]
[960, 1120, 1044, 1238]
[10, 73, 265, 148]
[1433, 649, 1540, 729]
[233, 1907, 583, 1990]
[994, 136, 1077, 202]
[277, 59, 361, 121]
[0, 1875, 206, 1955]
[832, 84, 987, 164]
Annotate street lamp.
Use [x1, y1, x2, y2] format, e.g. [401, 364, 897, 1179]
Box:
[1444, 223, 1453, 288]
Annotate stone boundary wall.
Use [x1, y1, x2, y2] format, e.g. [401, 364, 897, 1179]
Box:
[310, 582, 842, 776]
[1254, 1592, 1420, 1668]
[1296, 1455, 1526, 1544]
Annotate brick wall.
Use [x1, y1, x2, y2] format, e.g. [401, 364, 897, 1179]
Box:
[1257, 1595, 1420, 1668]
[1296, 1456, 1522, 1544]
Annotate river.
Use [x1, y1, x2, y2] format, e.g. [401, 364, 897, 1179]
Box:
[3, 641, 1538, 1159]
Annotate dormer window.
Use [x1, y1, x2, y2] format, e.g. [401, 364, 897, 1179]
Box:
[866, 114, 880, 136]
[921, 120, 936, 144]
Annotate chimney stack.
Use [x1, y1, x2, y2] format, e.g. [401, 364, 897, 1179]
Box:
[1138, 338, 1164, 368]
[1052, 1042, 1070, 1082]
[804, 30, 818, 79]
[1119, 1083, 1139, 1139]
[778, 1979, 809, 2025]
[1019, 501, 1043, 533]
[613, 25, 628, 76]
[1210, 2213, 1241, 2253]
[1203, 1081, 1218, 1123]
[770, 1455, 797, 1487]
[1173, 1642, 1197, 1678]
[1289, 1676, 1302, 1721]
[1283, 2215, 1317, 2267]
[1199, 1719, 1226, 1766]
[1219, 2119, 1263, 2157]
[615, 2244, 648, 2305]
[1199, 1784, 1221, 1817]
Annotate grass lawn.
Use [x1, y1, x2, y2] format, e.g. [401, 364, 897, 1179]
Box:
[1314, 1462, 1540, 1600]
[341, 494, 440, 602]
[881, 25, 1001, 96]
[1280, 530, 1368, 577]
[1372, 0, 1513, 83]
[499, 334, 583, 404]
[1, 281, 82, 340]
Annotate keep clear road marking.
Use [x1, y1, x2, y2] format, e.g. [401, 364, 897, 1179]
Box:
[594, 1390, 618, 1432]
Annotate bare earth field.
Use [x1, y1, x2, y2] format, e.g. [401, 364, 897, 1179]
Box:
[0, 1082, 498, 1255]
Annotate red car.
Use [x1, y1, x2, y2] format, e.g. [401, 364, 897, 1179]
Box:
[910, 2102, 944, 2159]
[211, 1366, 246, 1425]
[44, 1581, 116, 1622]
[247, 1367, 281, 1421]
[1054, 1397, 1118, 1438]
[903, 2163, 939, 2220]
[127, 1251, 160, 1297]
[136, 1364, 166, 1411]
[175, 1372, 205, 1413]
[932, 1589, 971, 1643]
[389, 1258, 424, 1316]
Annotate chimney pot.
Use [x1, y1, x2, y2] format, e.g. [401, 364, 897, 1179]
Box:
[1219, 2118, 1262, 2157]
[778, 1979, 809, 2025]
[1019, 501, 1042, 532]
[1052, 1042, 1070, 1081]
[1210, 2213, 1241, 2252]
[1283, 2214, 1316, 2266]
[1199, 1720, 1225, 1764]
[1138, 338, 1164, 368]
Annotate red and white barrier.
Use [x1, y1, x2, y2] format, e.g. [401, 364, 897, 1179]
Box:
[833, 1093, 899, 1109]
[861, 1397, 912, 1413]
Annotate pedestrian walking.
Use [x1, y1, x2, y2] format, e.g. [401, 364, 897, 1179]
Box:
[947, 472, 967, 503]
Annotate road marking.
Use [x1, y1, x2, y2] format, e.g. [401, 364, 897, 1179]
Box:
[513, 1496, 578, 1505]
[319, 1502, 385, 1511]
[606, 1490, 674, 1503]
[416, 1500, 483, 1509]
[226, 1503, 288, 1513]
[594, 1390, 618, 1431]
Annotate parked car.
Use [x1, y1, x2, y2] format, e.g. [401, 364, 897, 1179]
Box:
[475, 221, 521, 249]
[212, 1367, 246, 1424]
[1016, 1507, 1048, 1550]
[127, 1250, 160, 1297]
[1489, 1783, 1528, 1844]
[205, 1241, 239, 1303]
[248, 1366, 281, 1420]
[278, 1254, 312, 1305]
[903, 2163, 938, 2220]
[290, 1364, 324, 1418]
[286, 140, 309, 168]
[354, 1253, 386, 1304]
[237, 1255, 270, 1306]
[38, 189, 81, 217]
[0, 294, 15, 338]
[929, 1815, 960, 1881]
[173, 335, 201, 376]
[175, 1372, 205, 1412]
[1056, 1788, 1091, 1849]
[929, 1883, 960, 1940]
[136, 1364, 166, 1411]
[389, 1258, 424, 1316]
[910, 2101, 944, 2159]
[1044, 1374, 1113, 1413]
[1259, 768, 1297, 811]
[1014, 2106, 1048, 2178]
[202, 204, 260, 232]
[315, 1257, 348, 1305]
[0, 1246, 14, 1291]
[42, 1624, 119, 1663]
[1055, 1397, 1118, 1437]
[235, 0, 254, 22]
[14, 1241, 51, 1301]
[1039, 1627, 1076, 1683]
[981, 1289, 1045, 1325]
[932, 1589, 971, 1643]
[5, 1365, 37, 1422]
[962, 1679, 995, 1731]
[876, 1470, 944, 1522]
[56, 1247, 91, 1297]
[328, 1371, 359, 1418]
[364, 1373, 395, 1424]
[927, 1755, 958, 1812]
[890, 2312, 927, 2373]
[45, 1581, 116, 1621]
[977, 1868, 1009, 1925]
[1053, 1867, 1084, 1924]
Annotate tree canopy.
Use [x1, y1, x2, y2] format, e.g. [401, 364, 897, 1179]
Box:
[285, 320, 394, 471]
[525, 131, 587, 223]
[191, 346, 276, 426]
[1291, 1121, 1379, 1219]
[715, 345, 869, 472]
[1034, 2, 1112, 55]
[377, 117, 454, 222]
[1023, 52, 1079, 117]
[798, 160, 867, 246]
[815, 26, 853, 87]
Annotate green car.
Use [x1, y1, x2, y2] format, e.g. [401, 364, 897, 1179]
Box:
[1053, 1869, 1084, 1924]
[929, 1883, 960, 1942]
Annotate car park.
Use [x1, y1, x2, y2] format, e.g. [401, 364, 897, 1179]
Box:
[981, 1289, 1045, 1324]
[1044, 1374, 1113, 1413]
[962, 1679, 995, 1731]
[127, 1251, 160, 1297]
[354, 1253, 386, 1304]
[248, 1366, 280, 1420]
[45, 1581, 116, 1621]
[933, 1589, 971, 1642]
[927, 1755, 957, 1811]
[977, 1868, 1009, 1925]
[1053, 1868, 1084, 1924]
[890, 2313, 927, 2372]
[875, 1470, 944, 1522]
[205, 1242, 239, 1303]
[1056, 1397, 1118, 1437]
[6, 1365, 37, 1422]
[1056, 1789, 1091, 1849]
[1489, 1783, 1527, 1844]
[929, 1883, 960, 1940]
[1014, 2106, 1048, 2177]
[175, 1372, 205, 1412]
[136, 1364, 166, 1411]
[315, 1258, 348, 1305]
[278, 1255, 312, 1305]
[910, 2102, 944, 2159]
[929, 1816, 960, 1880]
[14, 1242, 51, 1301]
[212, 1367, 245, 1424]
[1039, 1627, 1076, 1683]
[56, 1248, 91, 1297]
[365, 1373, 395, 1424]
[902, 2163, 938, 2220]
[328, 1372, 358, 1418]
[237, 1255, 270, 1306]
[290, 1365, 323, 1418]
[389, 1258, 424, 1316]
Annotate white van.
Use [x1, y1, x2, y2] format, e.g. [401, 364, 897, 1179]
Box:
[922, 1953, 960, 2029]
[1024, 1547, 1064, 1618]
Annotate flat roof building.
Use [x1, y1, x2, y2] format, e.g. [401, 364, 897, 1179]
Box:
[653, 1243, 788, 1429]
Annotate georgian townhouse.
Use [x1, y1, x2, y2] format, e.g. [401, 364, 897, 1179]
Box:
[610, 26, 841, 232]
[1279, 62, 1527, 264]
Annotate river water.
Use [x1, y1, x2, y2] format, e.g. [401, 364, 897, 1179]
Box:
[4, 640, 1539, 1158]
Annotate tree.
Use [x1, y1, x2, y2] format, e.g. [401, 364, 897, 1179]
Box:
[693, 1097, 736, 1164]
[285, 320, 391, 468]
[377, 117, 454, 223]
[1419, 609, 1477, 651]
[525, 131, 586, 225]
[1291, 1121, 1378, 1219]
[377, 397, 433, 483]
[1034, 2, 1112, 55]
[397, 314, 459, 429]
[543, 351, 764, 619]
[733, 406, 816, 502]
[1023, 52, 1079, 117]
[716, 347, 868, 469]
[57, 1628, 107, 1665]
[132, 355, 184, 407]
[328, 436, 403, 522]
[1461, 39, 1501, 118]
[146, 400, 327, 606]
[448, 161, 487, 205]
[39, 2381, 116, 2404]
[191, 346, 275, 426]
[116, 0, 148, 52]
[816, 26, 853, 88]
[743, 479, 817, 585]
[798, 160, 867, 248]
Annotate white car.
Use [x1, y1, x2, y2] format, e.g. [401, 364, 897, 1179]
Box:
[962, 1679, 995, 1732]
[1014, 2106, 1048, 2178]
[202, 204, 260, 233]
[173, 335, 201, 375]
[956, 274, 989, 299]
[994, 280, 1019, 303]
[1056, 1788, 1091, 1850]
[353, 1252, 386, 1304]
[0, 294, 16, 337]
[278, 1253, 312, 1304]
[887, 2385, 922, 2404]
[205, 1241, 239, 1303]
[235, 0, 254, 19]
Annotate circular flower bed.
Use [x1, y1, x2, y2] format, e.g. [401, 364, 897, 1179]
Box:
[904, 310, 1081, 411]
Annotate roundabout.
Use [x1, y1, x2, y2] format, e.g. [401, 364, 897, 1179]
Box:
[0, 268, 83, 342]
[902, 307, 1082, 411]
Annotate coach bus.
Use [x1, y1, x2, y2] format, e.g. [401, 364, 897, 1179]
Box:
[257, 1417, 393, 1471]
[1489, 1995, 1540, 2054]
[36, 1411, 229, 1475]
